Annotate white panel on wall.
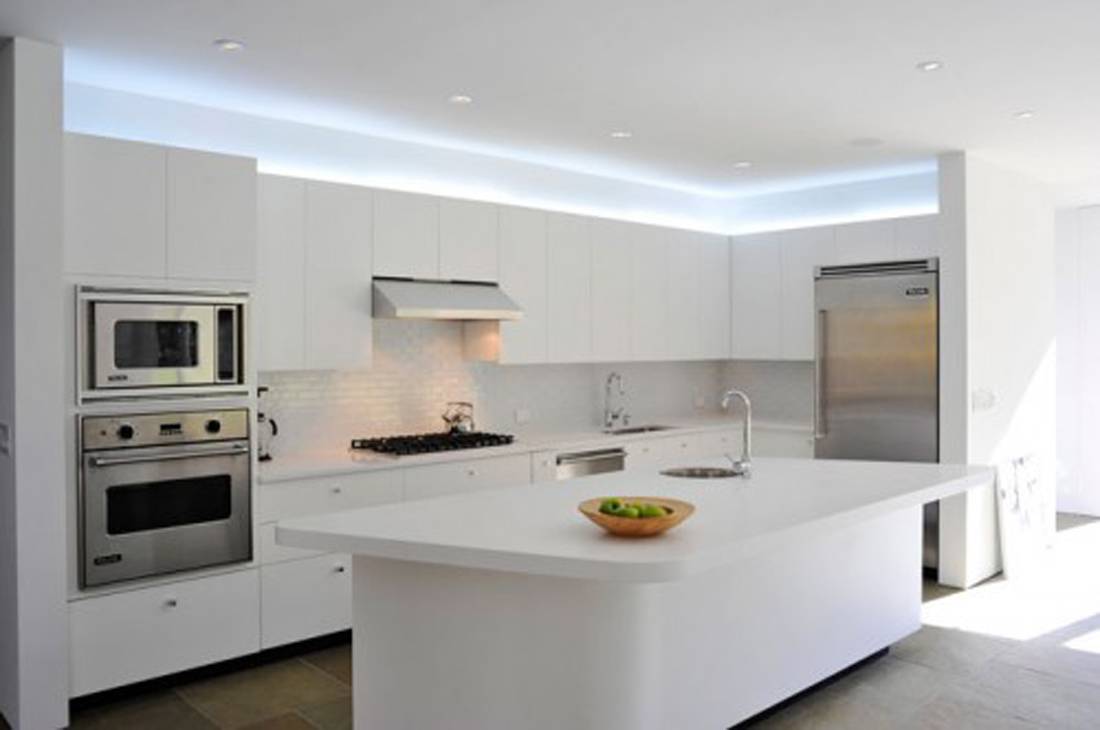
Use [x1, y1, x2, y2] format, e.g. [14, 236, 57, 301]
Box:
[590, 219, 632, 362]
[630, 225, 668, 361]
[833, 218, 896, 264]
[64, 133, 166, 277]
[256, 175, 307, 371]
[730, 233, 783, 360]
[497, 206, 548, 363]
[894, 214, 939, 260]
[546, 213, 591, 363]
[305, 181, 373, 370]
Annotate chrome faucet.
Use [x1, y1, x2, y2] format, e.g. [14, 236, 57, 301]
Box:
[720, 388, 752, 478]
[604, 372, 630, 430]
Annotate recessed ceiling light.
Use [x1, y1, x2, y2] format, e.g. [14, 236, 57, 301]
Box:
[1012, 109, 1036, 120]
[733, 161, 753, 169]
[850, 137, 884, 148]
[610, 130, 633, 139]
[915, 60, 943, 72]
[448, 94, 473, 105]
[212, 38, 245, 52]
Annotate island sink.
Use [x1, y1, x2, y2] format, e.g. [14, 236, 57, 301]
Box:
[660, 466, 740, 478]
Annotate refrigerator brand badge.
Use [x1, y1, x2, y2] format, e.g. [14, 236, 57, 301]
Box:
[905, 287, 930, 298]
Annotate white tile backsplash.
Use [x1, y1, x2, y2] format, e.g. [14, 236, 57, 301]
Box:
[259, 320, 729, 455]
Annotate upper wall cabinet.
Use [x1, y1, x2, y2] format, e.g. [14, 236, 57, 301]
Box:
[494, 206, 549, 363]
[546, 213, 592, 363]
[439, 199, 498, 282]
[372, 190, 439, 279]
[695, 232, 732, 360]
[64, 133, 257, 283]
[666, 230, 703, 360]
[630, 225, 668, 361]
[166, 148, 257, 281]
[255, 174, 373, 372]
[256, 176, 307, 371]
[65, 134, 166, 278]
[589, 219, 633, 362]
[730, 233, 783, 360]
[780, 227, 835, 360]
[832, 219, 896, 265]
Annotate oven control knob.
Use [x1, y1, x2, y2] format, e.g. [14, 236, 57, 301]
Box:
[116, 424, 135, 440]
[205, 419, 222, 435]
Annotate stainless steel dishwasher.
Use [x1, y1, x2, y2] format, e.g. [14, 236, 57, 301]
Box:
[555, 447, 627, 480]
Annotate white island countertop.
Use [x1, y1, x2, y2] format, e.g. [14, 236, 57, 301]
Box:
[277, 457, 992, 583]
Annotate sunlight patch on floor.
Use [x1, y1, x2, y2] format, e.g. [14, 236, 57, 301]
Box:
[922, 516, 1100, 642]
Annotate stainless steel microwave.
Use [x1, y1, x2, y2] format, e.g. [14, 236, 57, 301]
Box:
[78, 287, 248, 400]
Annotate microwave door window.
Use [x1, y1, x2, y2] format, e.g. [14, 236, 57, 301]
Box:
[113, 320, 200, 369]
[105, 475, 232, 535]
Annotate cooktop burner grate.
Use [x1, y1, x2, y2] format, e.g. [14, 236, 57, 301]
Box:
[350, 431, 515, 456]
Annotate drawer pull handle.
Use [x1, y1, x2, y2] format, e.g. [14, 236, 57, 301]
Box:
[467, 469, 477, 477]
[333, 565, 346, 574]
[331, 487, 342, 495]
[164, 598, 178, 609]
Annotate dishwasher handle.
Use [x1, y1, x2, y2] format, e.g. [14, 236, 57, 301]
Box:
[556, 448, 627, 465]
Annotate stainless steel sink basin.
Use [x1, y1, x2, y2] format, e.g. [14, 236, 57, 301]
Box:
[660, 466, 741, 479]
[602, 424, 675, 435]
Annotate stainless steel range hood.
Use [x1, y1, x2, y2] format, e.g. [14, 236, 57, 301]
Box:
[372, 278, 523, 321]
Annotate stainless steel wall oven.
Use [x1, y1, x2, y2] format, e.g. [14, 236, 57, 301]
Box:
[79, 409, 252, 587]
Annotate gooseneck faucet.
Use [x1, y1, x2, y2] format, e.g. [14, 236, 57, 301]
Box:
[721, 388, 752, 477]
[604, 372, 630, 430]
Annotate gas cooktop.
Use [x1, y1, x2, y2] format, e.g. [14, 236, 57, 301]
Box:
[350, 431, 515, 457]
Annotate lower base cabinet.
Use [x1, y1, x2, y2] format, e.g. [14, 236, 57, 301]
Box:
[69, 569, 260, 696]
[260, 554, 352, 649]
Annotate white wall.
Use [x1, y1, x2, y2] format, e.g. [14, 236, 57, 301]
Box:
[937, 152, 1057, 587]
[1054, 206, 1100, 515]
[63, 83, 938, 235]
[0, 37, 69, 729]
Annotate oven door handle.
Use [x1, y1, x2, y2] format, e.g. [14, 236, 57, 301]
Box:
[88, 444, 250, 468]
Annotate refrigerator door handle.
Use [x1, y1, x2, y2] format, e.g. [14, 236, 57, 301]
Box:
[813, 309, 827, 441]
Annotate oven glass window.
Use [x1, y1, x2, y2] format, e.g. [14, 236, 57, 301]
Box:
[106, 475, 232, 534]
[113, 320, 200, 369]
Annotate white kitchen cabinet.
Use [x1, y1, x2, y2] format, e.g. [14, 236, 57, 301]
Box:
[590, 219, 633, 362]
[495, 206, 548, 363]
[259, 523, 323, 565]
[697, 233, 732, 360]
[630, 225, 668, 361]
[546, 213, 592, 362]
[372, 189, 439, 279]
[166, 147, 257, 281]
[403, 454, 531, 501]
[832, 219, 896, 265]
[667, 230, 702, 360]
[259, 471, 404, 523]
[730, 233, 783, 360]
[780, 227, 835, 360]
[531, 451, 558, 483]
[69, 569, 260, 696]
[439, 198, 499, 282]
[261, 554, 352, 649]
[64, 133, 166, 278]
[256, 175, 307, 371]
[894, 214, 939, 259]
[305, 181, 373, 370]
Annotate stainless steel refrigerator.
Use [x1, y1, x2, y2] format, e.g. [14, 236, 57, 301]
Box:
[813, 258, 940, 568]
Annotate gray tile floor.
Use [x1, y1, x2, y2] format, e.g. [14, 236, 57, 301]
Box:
[70, 514, 1100, 729]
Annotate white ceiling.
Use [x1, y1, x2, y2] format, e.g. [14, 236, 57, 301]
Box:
[3, 0, 1100, 197]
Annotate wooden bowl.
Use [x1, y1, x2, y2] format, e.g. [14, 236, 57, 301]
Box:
[578, 497, 695, 538]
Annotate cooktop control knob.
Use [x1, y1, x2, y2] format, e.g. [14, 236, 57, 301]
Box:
[117, 424, 135, 440]
[205, 419, 222, 435]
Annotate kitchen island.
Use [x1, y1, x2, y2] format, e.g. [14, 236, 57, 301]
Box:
[278, 457, 992, 730]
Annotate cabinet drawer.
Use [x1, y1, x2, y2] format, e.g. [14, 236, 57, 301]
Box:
[259, 522, 323, 564]
[261, 554, 351, 649]
[70, 569, 259, 696]
[404, 454, 531, 502]
[260, 471, 403, 522]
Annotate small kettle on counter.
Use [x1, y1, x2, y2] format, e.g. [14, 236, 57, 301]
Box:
[441, 401, 476, 434]
[257, 386, 279, 462]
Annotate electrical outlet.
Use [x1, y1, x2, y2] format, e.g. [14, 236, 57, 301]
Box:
[514, 408, 531, 425]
